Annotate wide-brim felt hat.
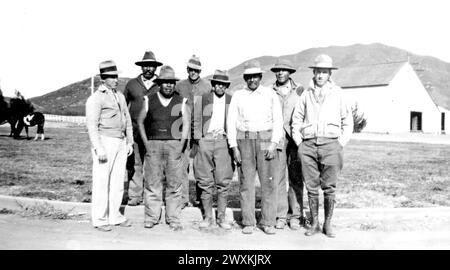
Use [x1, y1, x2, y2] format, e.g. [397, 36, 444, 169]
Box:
[209, 69, 231, 84]
[153, 65, 179, 83]
[270, 58, 297, 73]
[308, 54, 338, 70]
[243, 60, 265, 75]
[135, 51, 163, 67]
[99, 60, 121, 76]
[186, 55, 202, 70]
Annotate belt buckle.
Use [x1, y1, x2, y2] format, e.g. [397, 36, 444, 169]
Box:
[244, 131, 249, 139]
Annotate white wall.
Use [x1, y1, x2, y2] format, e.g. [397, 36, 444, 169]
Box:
[390, 63, 441, 134]
[342, 63, 442, 134]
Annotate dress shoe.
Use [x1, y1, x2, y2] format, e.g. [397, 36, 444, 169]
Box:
[116, 219, 132, 227]
[95, 225, 112, 232]
[217, 221, 232, 230]
[262, 226, 276, 235]
[199, 218, 214, 229]
[275, 219, 286, 229]
[289, 219, 301, 230]
[144, 222, 156, 229]
[242, 225, 255, 234]
[169, 223, 183, 231]
[127, 198, 141, 206]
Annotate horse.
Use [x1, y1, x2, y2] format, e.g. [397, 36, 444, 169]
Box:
[17, 111, 46, 140]
[0, 89, 37, 138]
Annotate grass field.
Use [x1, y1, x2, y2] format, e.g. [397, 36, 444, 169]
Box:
[0, 124, 449, 208]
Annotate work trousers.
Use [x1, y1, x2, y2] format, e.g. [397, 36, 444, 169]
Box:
[299, 139, 343, 200]
[237, 132, 279, 227]
[91, 135, 127, 227]
[194, 137, 234, 222]
[276, 137, 305, 222]
[143, 140, 184, 225]
[126, 123, 145, 202]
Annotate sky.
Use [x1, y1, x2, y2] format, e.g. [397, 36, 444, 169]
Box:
[0, 0, 449, 98]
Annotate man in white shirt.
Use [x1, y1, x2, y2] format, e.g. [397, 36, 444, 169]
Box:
[192, 70, 234, 230]
[227, 60, 283, 235]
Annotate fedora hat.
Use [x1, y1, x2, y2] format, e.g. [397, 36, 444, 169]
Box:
[153, 65, 179, 84]
[270, 58, 296, 74]
[99, 60, 120, 76]
[186, 55, 202, 70]
[243, 60, 264, 75]
[209, 70, 231, 84]
[308, 54, 338, 70]
[135, 51, 163, 67]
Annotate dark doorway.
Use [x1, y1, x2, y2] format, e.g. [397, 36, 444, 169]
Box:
[410, 111, 422, 132]
[442, 112, 446, 134]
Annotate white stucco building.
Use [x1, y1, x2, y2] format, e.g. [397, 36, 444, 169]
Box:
[293, 62, 448, 134]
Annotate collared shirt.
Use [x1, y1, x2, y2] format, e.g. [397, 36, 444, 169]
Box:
[291, 79, 353, 147]
[227, 85, 283, 148]
[207, 93, 226, 134]
[141, 75, 156, 90]
[86, 84, 133, 151]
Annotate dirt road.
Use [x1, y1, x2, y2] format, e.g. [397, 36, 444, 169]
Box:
[1, 195, 449, 250]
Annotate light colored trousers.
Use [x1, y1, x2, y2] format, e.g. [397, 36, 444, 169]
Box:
[91, 135, 127, 227]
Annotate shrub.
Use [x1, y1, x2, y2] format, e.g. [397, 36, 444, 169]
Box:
[352, 103, 367, 133]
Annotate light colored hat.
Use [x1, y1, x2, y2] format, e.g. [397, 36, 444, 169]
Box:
[186, 55, 202, 70]
[135, 51, 163, 67]
[209, 70, 231, 84]
[308, 54, 338, 70]
[270, 58, 296, 74]
[153, 65, 179, 83]
[99, 60, 120, 76]
[243, 60, 264, 75]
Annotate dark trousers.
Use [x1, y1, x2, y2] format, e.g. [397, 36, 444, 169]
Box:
[299, 139, 343, 200]
[276, 137, 305, 221]
[237, 136, 279, 227]
[194, 138, 234, 222]
[143, 140, 184, 224]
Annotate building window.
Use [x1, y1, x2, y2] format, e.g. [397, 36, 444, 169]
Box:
[442, 112, 446, 134]
[410, 111, 422, 132]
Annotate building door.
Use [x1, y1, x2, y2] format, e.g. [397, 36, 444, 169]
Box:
[410, 111, 422, 132]
[442, 112, 446, 134]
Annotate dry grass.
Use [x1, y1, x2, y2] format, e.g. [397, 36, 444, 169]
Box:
[1, 125, 449, 208]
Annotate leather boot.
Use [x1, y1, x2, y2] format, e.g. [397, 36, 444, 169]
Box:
[199, 196, 214, 228]
[323, 197, 336, 238]
[216, 194, 231, 229]
[305, 197, 321, 236]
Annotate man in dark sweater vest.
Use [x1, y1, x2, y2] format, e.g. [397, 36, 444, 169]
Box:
[192, 70, 235, 230]
[123, 51, 163, 206]
[137, 66, 189, 230]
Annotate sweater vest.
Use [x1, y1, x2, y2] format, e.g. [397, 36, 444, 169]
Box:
[145, 94, 184, 140]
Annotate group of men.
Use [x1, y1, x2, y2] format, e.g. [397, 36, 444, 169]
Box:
[85, 51, 353, 238]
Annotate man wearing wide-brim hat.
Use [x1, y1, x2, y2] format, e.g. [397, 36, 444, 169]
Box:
[86, 60, 134, 232]
[123, 51, 163, 207]
[291, 54, 353, 238]
[191, 70, 235, 230]
[175, 54, 211, 209]
[270, 58, 308, 231]
[137, 65, 189, 231]
[227, 60, 284, 235]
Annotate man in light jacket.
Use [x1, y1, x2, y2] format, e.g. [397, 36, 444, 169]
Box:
[292, 54, 353, 238]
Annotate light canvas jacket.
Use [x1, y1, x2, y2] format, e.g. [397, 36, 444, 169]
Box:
[291, 79, 352, 146]
[86, 84, 133, 152]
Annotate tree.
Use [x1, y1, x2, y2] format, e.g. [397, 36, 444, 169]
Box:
[352, 103, 367, 133]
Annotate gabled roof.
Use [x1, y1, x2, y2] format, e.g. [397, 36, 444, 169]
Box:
[291, 62, 406, 89]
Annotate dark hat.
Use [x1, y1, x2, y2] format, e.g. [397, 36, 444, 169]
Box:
[153, 65, 179, 84]
[99, 60, 120, 76]
[186, 55, 202, 70]
[308, 54, 338, 70]
[270, 58, 296, 74]
[135, 51, 163, 67]
[209, 70, 231, 84]
[243, 60, 264, 75]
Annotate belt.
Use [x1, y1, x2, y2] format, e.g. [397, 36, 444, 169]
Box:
[237, 129, 272, 140]
[203, 132, 227, 139]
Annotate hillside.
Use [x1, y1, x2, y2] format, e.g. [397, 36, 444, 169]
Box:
[29, 43, 450, 115]
[30, 77, 129, 116]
